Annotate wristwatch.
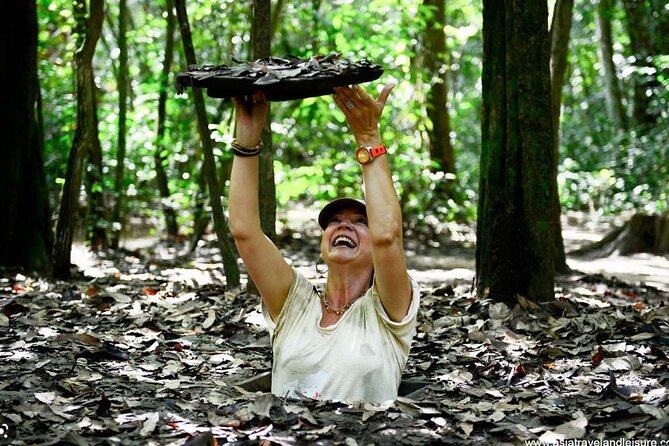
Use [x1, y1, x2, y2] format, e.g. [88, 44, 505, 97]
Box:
[355, 144, 387, 165]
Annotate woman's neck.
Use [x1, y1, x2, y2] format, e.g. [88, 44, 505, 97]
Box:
[325, 266, 373, 307]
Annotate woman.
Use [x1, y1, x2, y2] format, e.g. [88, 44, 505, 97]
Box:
[228, 82, 420, 402]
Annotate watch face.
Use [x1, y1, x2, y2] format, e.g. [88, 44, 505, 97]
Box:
[356, 148, 371, 164]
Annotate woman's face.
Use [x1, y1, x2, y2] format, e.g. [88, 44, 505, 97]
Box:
[320, 208, 372, 268]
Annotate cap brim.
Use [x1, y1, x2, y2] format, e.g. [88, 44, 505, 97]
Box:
[318, 198, 367, 230]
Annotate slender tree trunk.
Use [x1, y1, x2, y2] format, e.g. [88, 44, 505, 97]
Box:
[243, 0, 276, 296]
[53, 0, 105, 279]
[111, 0, 129, 249]
[596, 0, 628, 131]
[422, 0, 456, 189]
[85, 108, 108, 252]
[0, 1, 52, 274]
[549, 0, 573, 274]
[252, 0, 275, 241]
[188, 175, 210, 254]
[270, 0, 285, 40]
[154, 0, 179, 238]
[622, 0, 660, 128]
[83, 0, 108, 252]
[84, 0, 108, 252]
[648, 0, 669, 53]
[174, 0, 240, 287]
[477, 0, 556, 304]
[310, 0, 322, 56]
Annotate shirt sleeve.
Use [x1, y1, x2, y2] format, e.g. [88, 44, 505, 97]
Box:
[261, 269, 314, 342]
[371, 276, 421, 335]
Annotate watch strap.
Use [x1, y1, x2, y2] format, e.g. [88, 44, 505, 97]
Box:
[367, 145, 387, 158]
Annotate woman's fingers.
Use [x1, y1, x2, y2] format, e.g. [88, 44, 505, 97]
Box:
[242, 90, 267, 105]
[232, 91, 269, 145]
[351, 84, 375, 107]
[233, 91, 267, 109]
[334, 83, 395, 113]
[376, 83, 396, 108]
[333, 86, 358, 111]
[332, 92, 347, 112]
[333, 91, 357, 115]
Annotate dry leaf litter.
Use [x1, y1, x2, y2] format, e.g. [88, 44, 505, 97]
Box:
[1, 237, 668, 445]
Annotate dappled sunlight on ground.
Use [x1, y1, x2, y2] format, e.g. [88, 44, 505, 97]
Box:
[70, 210, 669, 292]
[568, 254, 669, 292]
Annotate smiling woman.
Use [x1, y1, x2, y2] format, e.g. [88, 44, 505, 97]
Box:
[228, 81, 420, 403]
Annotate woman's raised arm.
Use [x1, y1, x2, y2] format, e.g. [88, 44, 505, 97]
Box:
[332, 84, 412, 322]
[228, 94, 293, 320]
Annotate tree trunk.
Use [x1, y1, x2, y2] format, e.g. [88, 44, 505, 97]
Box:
[622, 0, 660, 128]
[549, 0, 573, 274]
[174, 0, 240, 287]
[252, 0, 275, 243]
[571, 214, 669, 257]
[476, 0, 556, 304]
[648, 0, 669, 54]
[270, 0, 285, 41]
[596, 0, 628, 131]
[83, 0, 108, 252]
[82, 0, 108, 253]
[0, 1, 52, 274]
[244, 0, 276, 296]
[85, 113, 108, 252]
[188, 171, 209, 254]
[111, 0, 129, 249]
[422, 0, 456, 192]
[53, 0, 105, 279]
[154, 0, 179, 238]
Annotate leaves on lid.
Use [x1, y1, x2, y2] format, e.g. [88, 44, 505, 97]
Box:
[175, 53, 384, 100]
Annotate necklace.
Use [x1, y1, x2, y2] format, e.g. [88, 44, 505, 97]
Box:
[319, 290, 361, 316]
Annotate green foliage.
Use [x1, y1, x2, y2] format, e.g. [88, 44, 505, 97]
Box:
[559, 0, 668, 216]
[559, 120, 669, 214]
[38, 0, 77, 206]
[269, 0, 483, 229]
[35, 0, 667, 242]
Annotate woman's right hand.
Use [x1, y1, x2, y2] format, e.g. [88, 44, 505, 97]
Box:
[231, 91, 269, 147]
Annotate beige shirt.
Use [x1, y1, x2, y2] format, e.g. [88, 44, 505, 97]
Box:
[262, 270, 421, 402]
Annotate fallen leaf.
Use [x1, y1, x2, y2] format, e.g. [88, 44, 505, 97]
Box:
[34, 392, 56, 404]
[250, 393, 274, 419]
[56, 333, 102, 347]
[460, 421, 474, 436]
[554, 416, 588, 439]
[202, 310, 216, 330]
[593, 355, 641, 372]
[140, 412, 160, 436]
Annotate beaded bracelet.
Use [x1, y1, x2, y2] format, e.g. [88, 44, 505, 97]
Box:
[231, 138, 263, 157]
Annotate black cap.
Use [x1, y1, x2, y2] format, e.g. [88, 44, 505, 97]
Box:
[317, 198, 367, 230]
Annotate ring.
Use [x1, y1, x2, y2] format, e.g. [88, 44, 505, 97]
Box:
[344, 100, 355, 110]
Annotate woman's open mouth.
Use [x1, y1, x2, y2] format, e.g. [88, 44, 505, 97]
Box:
[332, 235, 357, 248]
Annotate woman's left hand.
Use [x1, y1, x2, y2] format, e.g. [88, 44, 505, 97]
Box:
[332, 83, 395, 146]
[231, 91, 269, 147]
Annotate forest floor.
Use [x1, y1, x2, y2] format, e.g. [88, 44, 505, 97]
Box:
[1, 212, 668, 445]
